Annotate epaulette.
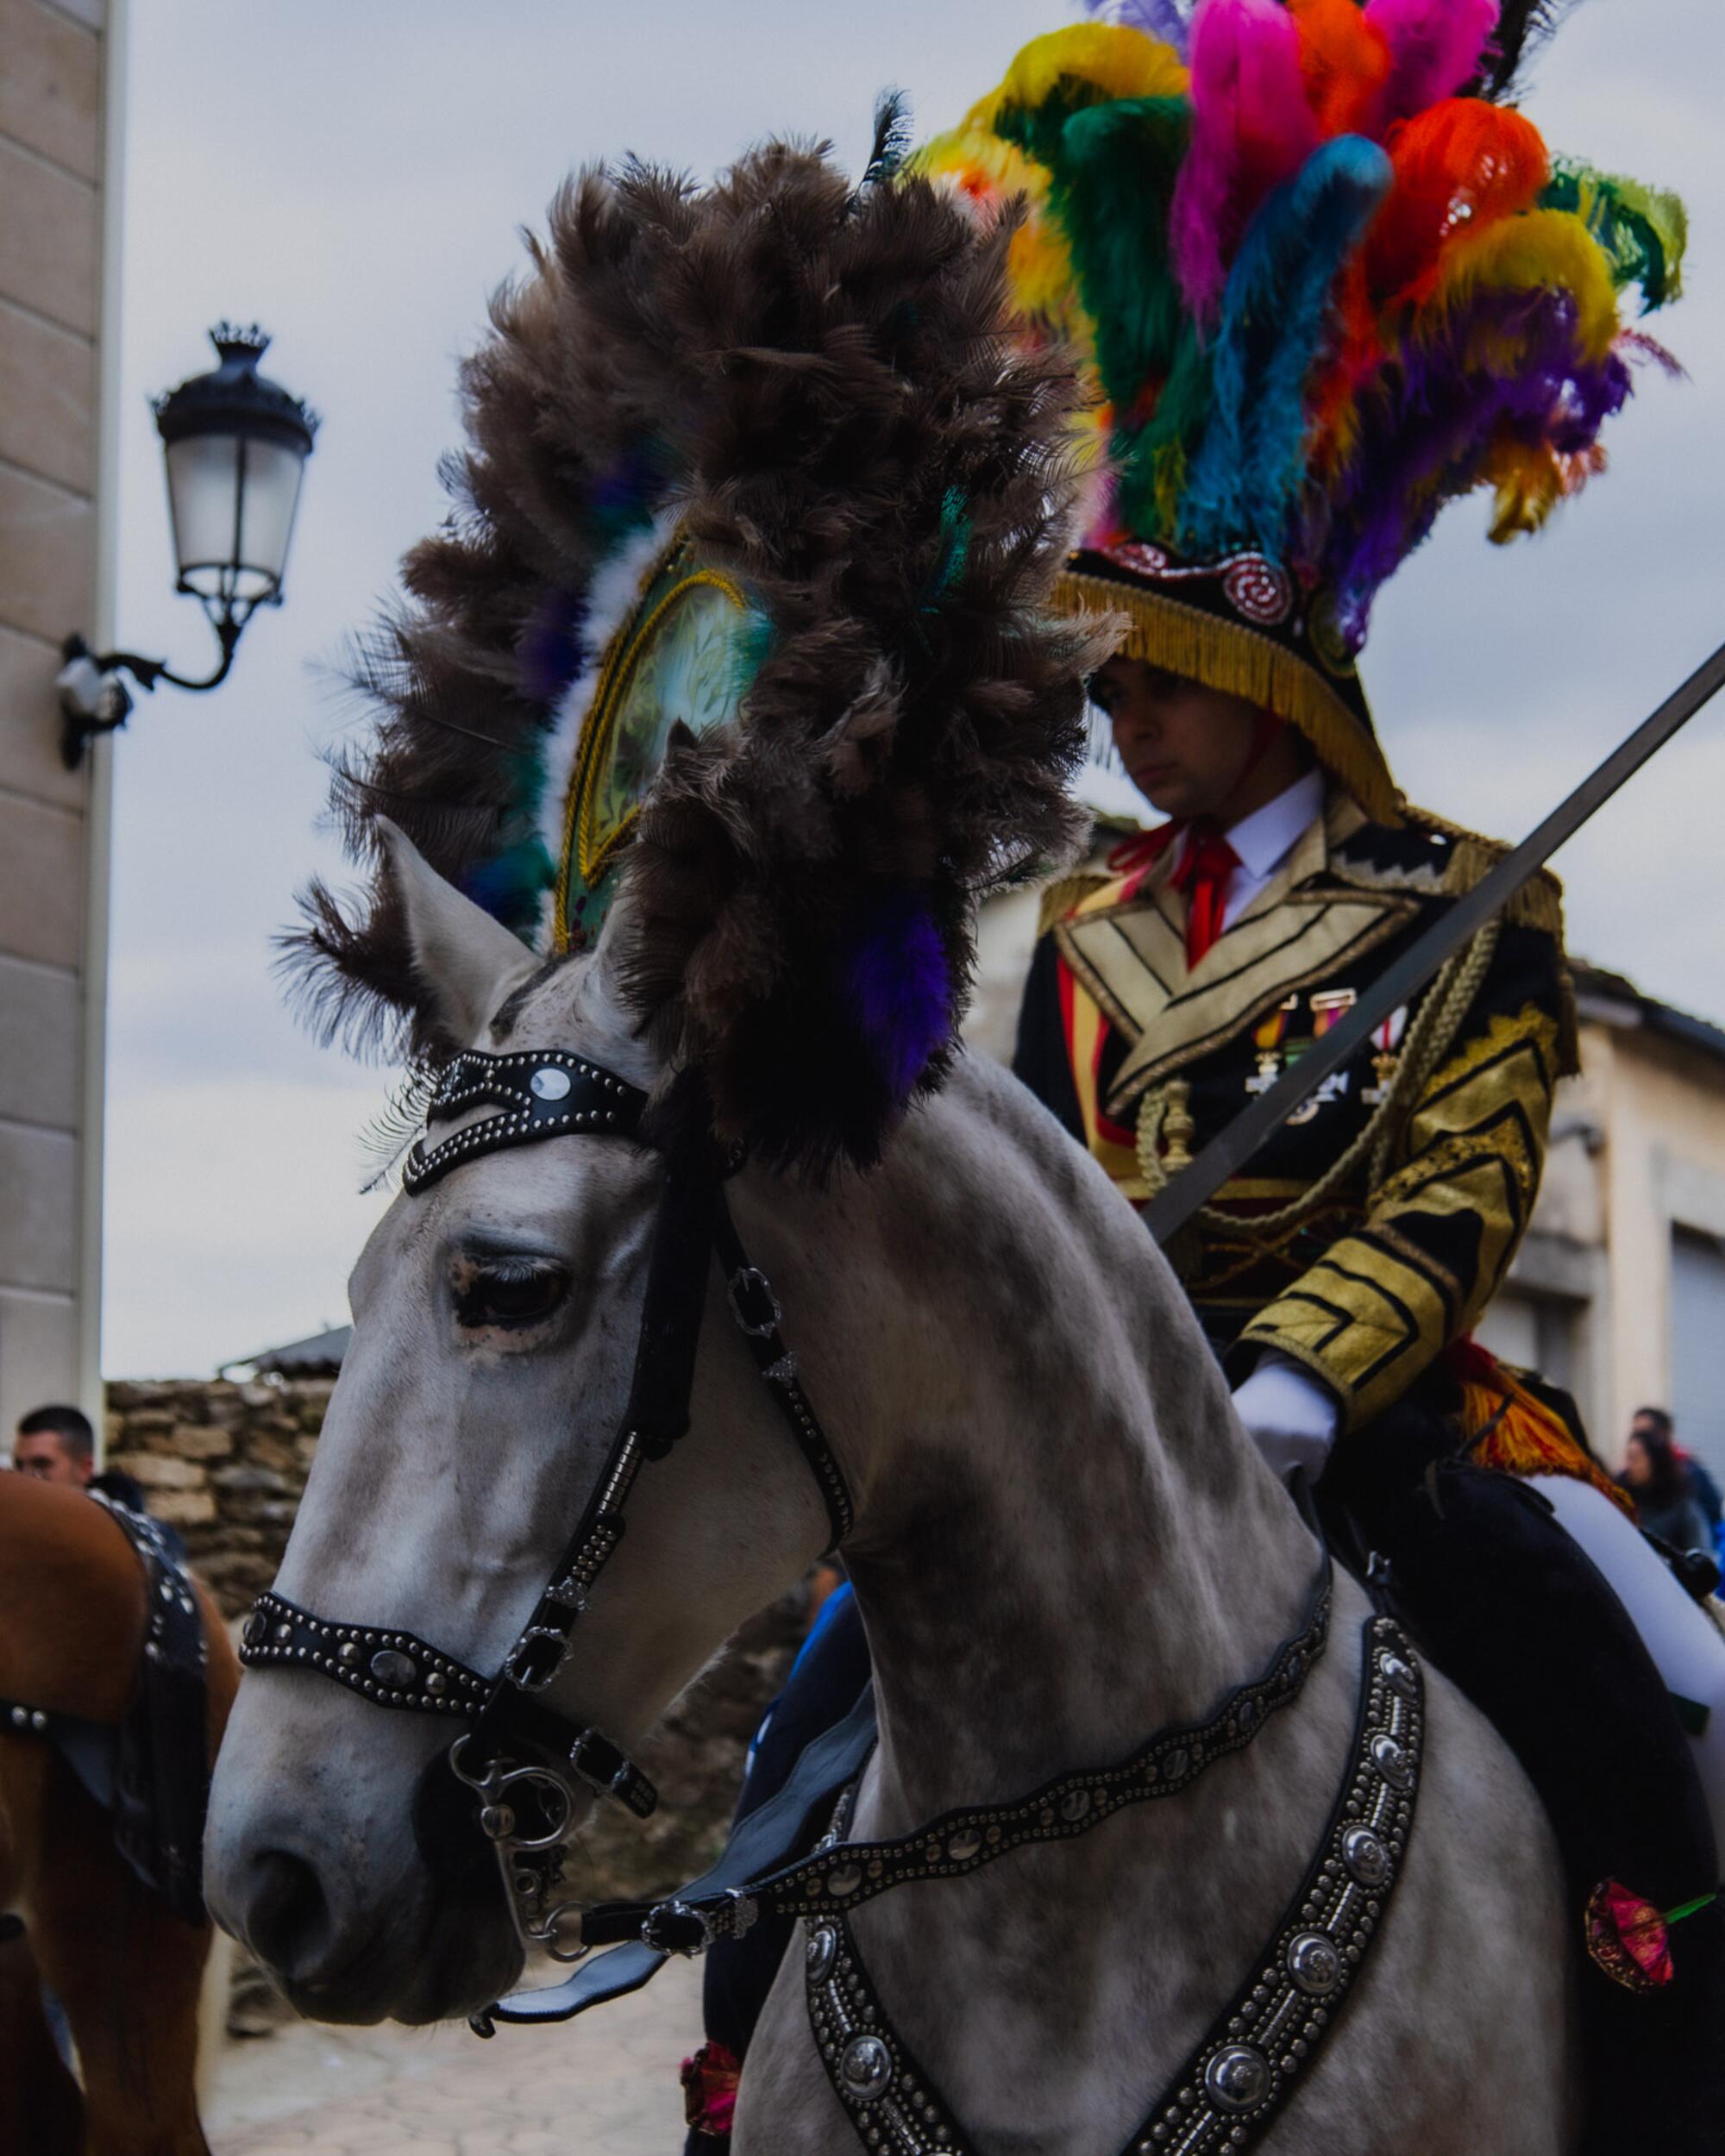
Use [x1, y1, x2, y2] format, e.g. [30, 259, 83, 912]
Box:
[1333, 802, 1575, 1073]
[1033, 812, 1145, 938]
[1037, 869, 1112, 939]
[1331, 804, 1566, 940]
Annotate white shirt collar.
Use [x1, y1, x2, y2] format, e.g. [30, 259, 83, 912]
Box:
[1224, 768, 1326, 882]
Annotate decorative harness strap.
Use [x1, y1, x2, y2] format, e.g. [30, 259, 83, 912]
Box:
[239, 1048, 855, 1963]
[805, 1608, 1425, 2156]
[579, 1552, 1332, 1957]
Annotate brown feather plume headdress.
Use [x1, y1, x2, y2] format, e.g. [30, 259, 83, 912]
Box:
[288, 128, 1106, 1170]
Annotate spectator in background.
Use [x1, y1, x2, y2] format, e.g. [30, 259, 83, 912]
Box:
[11, 1404, 150, 1516]
[10, 1405, 94, 1487]
[1621, 1412, 1713, 1554]
[1632, 1407, 1725, 1557]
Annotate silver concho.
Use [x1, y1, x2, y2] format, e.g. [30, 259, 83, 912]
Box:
[1371, 1733, 1413, 1789]
[530, 1066, 573, 1101]
[1059, 1789, 1092, 1823]
[947, 1828, 982, 1864]
[841, 2034, 894, 2101]
[1342, 1827, 1390, 1887]
[825, 1863, 862, 1898]
[1287, 1931, 1343, 1996]
[370, 1648, 418, 1689]
[806, 1925, 837, 1984]
[1380, 1651, 1418, 1701]
[1204, 2043, 1271, 2113]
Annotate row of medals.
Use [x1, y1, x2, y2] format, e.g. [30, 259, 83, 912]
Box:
[1246, 988, 1405, 1123]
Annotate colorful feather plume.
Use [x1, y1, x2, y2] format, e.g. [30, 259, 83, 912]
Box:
[918, 0, 1684, 659]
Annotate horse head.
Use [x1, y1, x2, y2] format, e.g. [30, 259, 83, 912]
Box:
[205, 831, 850, 2021]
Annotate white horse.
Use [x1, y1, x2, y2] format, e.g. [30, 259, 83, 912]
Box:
[204, 830, 1577, 2153]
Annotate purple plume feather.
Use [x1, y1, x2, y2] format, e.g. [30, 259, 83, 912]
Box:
[1088, 0, 1194, 60]
[1314, 285, 1629, 647]
[843, 893, 952, 1106]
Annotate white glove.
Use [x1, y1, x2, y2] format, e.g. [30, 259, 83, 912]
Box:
[1231, 1352, 1339, 1487]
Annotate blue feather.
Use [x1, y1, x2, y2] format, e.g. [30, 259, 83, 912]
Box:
[1180, 135, 1391, 560]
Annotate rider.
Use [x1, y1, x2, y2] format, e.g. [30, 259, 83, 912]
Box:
[937, 12, 1723, 2153]
[686, 13, 1723, 2152]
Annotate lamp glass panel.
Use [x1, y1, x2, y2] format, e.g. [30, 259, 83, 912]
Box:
[164, 434, 242, 599]
[235, 437, 308, 597]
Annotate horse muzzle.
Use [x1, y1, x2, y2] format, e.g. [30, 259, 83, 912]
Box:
[204, 1680, 523, 2023]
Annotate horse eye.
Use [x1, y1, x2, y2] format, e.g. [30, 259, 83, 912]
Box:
[455, 1261, 569, 1332]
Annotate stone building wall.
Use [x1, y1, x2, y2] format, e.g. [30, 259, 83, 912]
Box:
[0, 0, 120, 1438]
[106, 1374, 335, 1615]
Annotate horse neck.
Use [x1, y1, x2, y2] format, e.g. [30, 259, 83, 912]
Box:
[804, 1057, 1320, 1827]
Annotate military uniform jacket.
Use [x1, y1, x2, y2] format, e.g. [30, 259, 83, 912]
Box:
[1013, 789, 1577, 1434]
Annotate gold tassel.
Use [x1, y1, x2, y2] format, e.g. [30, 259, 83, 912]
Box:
[1458, 1356, 1634, 1517]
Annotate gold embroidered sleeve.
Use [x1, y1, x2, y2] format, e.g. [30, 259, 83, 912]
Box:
[1238, 1000, 1559, 1430]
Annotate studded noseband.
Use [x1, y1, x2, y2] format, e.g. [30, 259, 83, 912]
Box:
[240, 1050, 854, 1959]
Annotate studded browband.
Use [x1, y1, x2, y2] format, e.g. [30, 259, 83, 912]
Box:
[578, 1543, 1333, 1955]
[806, 1607, 1424, 2156]
[240, 1047, 856, 1950]
[401, 1048, 645, 1191]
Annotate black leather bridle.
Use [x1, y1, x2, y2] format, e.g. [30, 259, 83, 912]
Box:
[240, 1047, 855, 1959]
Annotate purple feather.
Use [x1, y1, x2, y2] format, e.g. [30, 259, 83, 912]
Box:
[1088, 0, 1194, 60]
[1314, 285, 1629, 646]
[843, 893, 952, 1106]
[518, 587, 584, 703]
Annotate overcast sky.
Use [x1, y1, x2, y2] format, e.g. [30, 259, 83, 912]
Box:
[102, 0, 1725, 1376]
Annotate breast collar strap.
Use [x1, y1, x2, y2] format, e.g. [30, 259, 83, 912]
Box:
[239, 1047, 855, 1959]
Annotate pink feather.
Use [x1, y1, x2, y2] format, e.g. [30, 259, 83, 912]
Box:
[1364, 0, 1500, 123]
[1172, 0, 1320, 321]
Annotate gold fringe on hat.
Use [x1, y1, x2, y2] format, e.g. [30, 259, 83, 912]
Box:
[1051, 567, 1401, 827]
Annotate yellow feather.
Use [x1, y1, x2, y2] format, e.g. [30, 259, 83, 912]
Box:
[981, 21, 1189, 123]
[1426, 209, 1622, 364]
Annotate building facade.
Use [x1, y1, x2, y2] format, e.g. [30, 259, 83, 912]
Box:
[0, 0, 124, 1436]
[1479, 966, 1725, 1485]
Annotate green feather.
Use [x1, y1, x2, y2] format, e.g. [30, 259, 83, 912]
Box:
[1542, 157, 1688, 312]
[1055, 97, 1192, 411]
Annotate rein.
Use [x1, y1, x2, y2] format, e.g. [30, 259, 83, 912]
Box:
[240, 1047, 854, 1961]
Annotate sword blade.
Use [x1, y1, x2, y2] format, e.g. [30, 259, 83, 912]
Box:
[1143, 639, 1725, 1246]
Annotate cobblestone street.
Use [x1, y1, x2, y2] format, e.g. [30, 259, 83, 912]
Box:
[207, 1959, 699, 2155]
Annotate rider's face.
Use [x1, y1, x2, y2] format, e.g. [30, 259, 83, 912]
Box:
[1089, 657, 1270, 822]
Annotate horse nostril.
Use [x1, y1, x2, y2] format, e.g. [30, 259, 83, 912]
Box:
[246, 1848, 335, 1981]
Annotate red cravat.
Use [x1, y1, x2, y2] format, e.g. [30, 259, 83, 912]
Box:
[1171, 825, 1239, 968]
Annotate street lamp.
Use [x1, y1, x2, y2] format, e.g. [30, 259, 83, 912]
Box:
[58, 323, 318, 768]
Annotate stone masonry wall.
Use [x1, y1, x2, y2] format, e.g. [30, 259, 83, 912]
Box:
[106, 1376, 334, 1616]
[107, 1374, 805, 1907]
